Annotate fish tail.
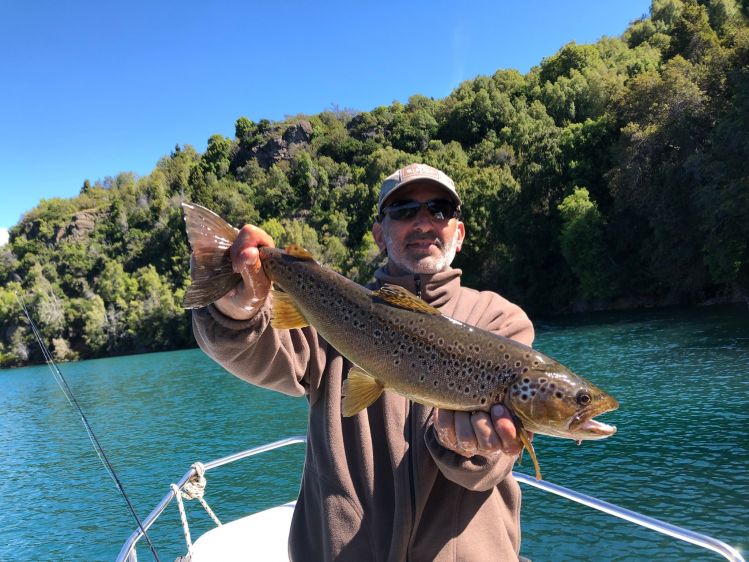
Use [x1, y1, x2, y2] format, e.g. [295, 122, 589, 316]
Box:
[182, 202, 242, 309]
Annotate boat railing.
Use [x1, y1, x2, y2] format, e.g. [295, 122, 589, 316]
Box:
[116, 436, 307, 562]
[116, 435, 745, 562]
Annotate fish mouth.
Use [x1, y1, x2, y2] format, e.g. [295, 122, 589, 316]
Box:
[567, 399, 619, 439]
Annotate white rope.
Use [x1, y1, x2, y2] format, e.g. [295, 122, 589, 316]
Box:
[172, 462, 224, 556]
[171, 484, 193, 556]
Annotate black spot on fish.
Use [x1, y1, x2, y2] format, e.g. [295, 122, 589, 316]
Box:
[555, 391, 563, 399]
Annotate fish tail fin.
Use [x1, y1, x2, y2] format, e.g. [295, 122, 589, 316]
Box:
[270, 289, 310, 329]
[182, 202, 242, 309]
[341, 366, 384, 417]
[518, 427, 542, 480]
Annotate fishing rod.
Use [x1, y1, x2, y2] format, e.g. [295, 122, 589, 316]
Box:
[15, 293, 160, 562]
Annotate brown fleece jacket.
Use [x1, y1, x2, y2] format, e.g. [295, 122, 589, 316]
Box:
[192, 266, 534, 561]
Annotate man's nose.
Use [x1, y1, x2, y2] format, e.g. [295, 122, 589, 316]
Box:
[411, 206, 433, 229]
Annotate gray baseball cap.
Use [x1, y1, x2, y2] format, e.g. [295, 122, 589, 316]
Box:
[378, 163, 462, 214]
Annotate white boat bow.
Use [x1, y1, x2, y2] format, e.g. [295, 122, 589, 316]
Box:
[117, 436, 745, 562]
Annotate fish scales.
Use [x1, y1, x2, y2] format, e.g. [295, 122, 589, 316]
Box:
[260, 247, 550, 411]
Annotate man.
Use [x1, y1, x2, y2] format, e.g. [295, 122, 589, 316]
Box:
[192, 162, 535, 561]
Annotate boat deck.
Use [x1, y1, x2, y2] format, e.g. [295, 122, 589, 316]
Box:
[191, 502, 296, 561]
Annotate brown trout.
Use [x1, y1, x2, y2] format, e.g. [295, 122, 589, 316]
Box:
[183, 202, 618, 479]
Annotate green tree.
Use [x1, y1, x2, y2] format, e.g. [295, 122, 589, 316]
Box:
[558, 187, 619, 299]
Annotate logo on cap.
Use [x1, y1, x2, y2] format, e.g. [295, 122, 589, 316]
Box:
[400, 163, 440, 181]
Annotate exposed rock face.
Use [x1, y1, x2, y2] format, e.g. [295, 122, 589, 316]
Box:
[253, 120, 313, 169]
[55, 211, 98, 242]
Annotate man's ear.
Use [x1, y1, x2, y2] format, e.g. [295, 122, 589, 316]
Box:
[372, 221, 387, 252]
[456, 221, 466, 252]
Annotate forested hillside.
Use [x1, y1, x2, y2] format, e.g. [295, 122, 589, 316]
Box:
[2, 0, 748, 367]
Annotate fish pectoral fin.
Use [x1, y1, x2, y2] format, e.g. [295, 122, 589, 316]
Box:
[341, 366, 384, 417]
[270, 289, 309, 329]
[371, 284, 441, 315]
[518, 427, 542, 481]
[284, 245, 316, 261]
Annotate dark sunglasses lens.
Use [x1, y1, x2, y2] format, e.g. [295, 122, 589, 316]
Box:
[427, 201, 454, 220]
[386, 201, 420, 221]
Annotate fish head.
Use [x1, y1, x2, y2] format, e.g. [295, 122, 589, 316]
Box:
[504, 366, 618, 441]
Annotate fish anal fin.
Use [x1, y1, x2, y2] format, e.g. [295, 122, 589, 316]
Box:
[518, 427, 542, 481]
[341, 366, 384, 417]
[270, 289, 309, 329]
[371, 284, 440, 315]
[285, 245, 315, 260]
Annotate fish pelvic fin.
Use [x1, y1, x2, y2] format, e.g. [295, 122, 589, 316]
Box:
[518, 427, 542, 481]
[341, 366, 384, 417]
[371, 284, 441, 315]
[270, 289, 310, 329]
[182, 202, 242, 309]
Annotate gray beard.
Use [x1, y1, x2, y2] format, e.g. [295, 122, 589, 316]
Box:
[384, 228, 460, 275]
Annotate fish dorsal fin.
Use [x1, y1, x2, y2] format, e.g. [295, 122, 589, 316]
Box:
[341, 365, 384, 417]
[270, 288, 309, 329]
[285, 244, 315, 260]
[371, 284, 441, 315]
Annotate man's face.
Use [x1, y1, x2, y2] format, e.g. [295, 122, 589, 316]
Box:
[372, 182, 465, 276]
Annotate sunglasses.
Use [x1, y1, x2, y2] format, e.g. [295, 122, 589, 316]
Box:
[379, 199, 460, 222]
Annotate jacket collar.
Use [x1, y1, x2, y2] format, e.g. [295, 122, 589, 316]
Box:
[373, 266, 462, 307]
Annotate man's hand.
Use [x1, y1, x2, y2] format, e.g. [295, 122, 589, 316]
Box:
[433, 405, 530, 458]
[196, 224, 274, 320]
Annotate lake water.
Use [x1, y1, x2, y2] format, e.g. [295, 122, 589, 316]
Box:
[1, 305, 747, 561]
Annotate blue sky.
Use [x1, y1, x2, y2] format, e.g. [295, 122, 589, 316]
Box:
[0, 0, 652, 244]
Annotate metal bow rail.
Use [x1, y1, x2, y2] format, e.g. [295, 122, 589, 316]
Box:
[117, 436, 744, 562]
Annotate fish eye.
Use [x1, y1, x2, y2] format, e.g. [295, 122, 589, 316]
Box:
[576, 391, 591, 406]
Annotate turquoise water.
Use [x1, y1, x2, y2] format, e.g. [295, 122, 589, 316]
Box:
[1, 305, 747, 561]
